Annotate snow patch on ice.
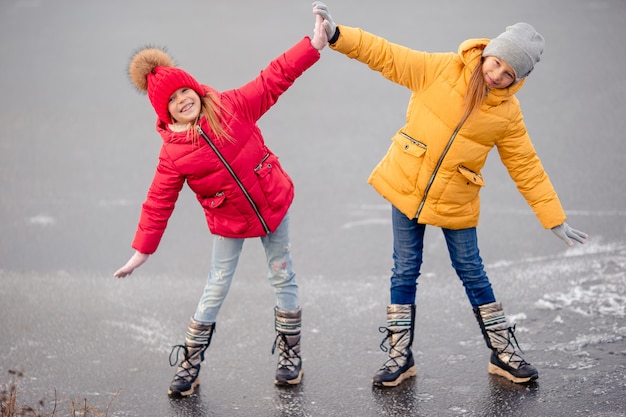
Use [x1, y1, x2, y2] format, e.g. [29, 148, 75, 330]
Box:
[448, 406, 469, 414]
[549, 332, 625, 353]
[538, 281, 626, 317]
[534, 242, 626, 318]
[28, 214, 55, 226]
[508, 312, 527, 323]
[488, 239, 626, 367]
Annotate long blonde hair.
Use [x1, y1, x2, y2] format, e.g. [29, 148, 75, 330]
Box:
[195, 92, 235, 144]
[462, 55, 487, 119]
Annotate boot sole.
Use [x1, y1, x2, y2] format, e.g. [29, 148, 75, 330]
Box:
[372, 364, 417, 387]
[488, 363, 538, 384]
[168, 377, 200, 397]
[274, 369, 303, 386]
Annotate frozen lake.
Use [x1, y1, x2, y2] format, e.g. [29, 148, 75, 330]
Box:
[1, 0, 625, 416]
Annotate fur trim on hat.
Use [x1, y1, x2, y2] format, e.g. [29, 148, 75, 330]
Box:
[128, 46, 175, 93]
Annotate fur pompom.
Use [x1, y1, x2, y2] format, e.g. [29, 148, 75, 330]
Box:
[128, 46, 175, 92]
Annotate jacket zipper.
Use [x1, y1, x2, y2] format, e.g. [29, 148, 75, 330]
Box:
[415, 112, 471, 220]
[196, 125, 270, 234]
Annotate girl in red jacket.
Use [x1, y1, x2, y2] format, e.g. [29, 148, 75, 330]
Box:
[113, 15, 327, 396]
[313, 2, 588, 388]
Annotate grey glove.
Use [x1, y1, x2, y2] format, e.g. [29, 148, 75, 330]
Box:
[551, 222, 588, 247]
[312, 1, 337, 40]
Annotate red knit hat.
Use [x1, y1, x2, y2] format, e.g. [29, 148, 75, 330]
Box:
[128, 47, 204, 124]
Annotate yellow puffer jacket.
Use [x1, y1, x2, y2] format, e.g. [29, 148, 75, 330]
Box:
[331, 26, 566, 229]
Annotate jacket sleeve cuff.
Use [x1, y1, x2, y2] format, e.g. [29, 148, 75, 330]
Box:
[329, 26, 340, 45]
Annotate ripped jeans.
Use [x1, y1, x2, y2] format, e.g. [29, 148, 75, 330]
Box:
[193, 213, 298, 323]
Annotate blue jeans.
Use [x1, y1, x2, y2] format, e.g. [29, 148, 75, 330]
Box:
[193, 213, 298, 323]
[390, 206, 495, 308]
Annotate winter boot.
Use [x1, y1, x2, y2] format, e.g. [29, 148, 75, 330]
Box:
[474, 301, 538, 384]
[168, 318, 215, 396]
[372, 304, 417, 387]
[272, 307, 303, 385]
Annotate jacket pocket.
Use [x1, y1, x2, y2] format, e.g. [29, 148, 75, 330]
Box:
[201, 192, 250, 235]
[457, 165, 485, 187]
[397, 132, 427, 155]
[254, 153, 293, 210]
[436, 165, 484, 216]
[382, 131, 427, 193]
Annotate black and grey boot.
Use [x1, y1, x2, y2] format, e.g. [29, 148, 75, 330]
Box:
[168, 318, 215, 396]
[272, 307, 303, 386]
[372, 304, 417, 387]
[474, 301, 538, 384]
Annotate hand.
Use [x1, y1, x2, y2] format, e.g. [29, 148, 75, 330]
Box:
[312, 1, 337, 41]
[114, 251, 150, 278]
[551, 222, 588, 247]
[311, 13, 328, 50]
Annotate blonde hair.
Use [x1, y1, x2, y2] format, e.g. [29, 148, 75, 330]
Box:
[197, 92, 233, 142]
[462, 55, 487, 119]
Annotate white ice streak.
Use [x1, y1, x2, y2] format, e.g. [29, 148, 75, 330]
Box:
[28, 214, 55, 226]
[341, 218, 391, 229]
[97, 199, 134, 208]
[105, 317, 173, 353]
[565, 209, 626, 217]
[487, 238, 624, 270]
[483, 207, 626, 217]
[341, 203, 391, 229]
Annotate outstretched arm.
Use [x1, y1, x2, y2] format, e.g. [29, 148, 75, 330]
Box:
[313, 1, 447, 92]
[228, 38, 321, 122]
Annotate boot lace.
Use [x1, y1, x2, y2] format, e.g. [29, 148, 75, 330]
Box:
[488, 324, 530, 368]
[377, 326, 409, 372]
[272, 333, 300, 370]
[169, 344, 200, 382]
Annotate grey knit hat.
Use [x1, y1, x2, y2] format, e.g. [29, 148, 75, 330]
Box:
[483, 22, 544, 81]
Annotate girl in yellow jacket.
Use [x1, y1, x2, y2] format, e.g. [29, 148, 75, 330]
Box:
[313, 2, 588, 387]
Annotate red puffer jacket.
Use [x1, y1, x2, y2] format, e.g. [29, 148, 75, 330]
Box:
[132, 37, 320, 254]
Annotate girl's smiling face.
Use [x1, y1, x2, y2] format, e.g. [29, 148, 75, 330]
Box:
[482, 56, 516, 89]
[168, 87, 201, 125]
